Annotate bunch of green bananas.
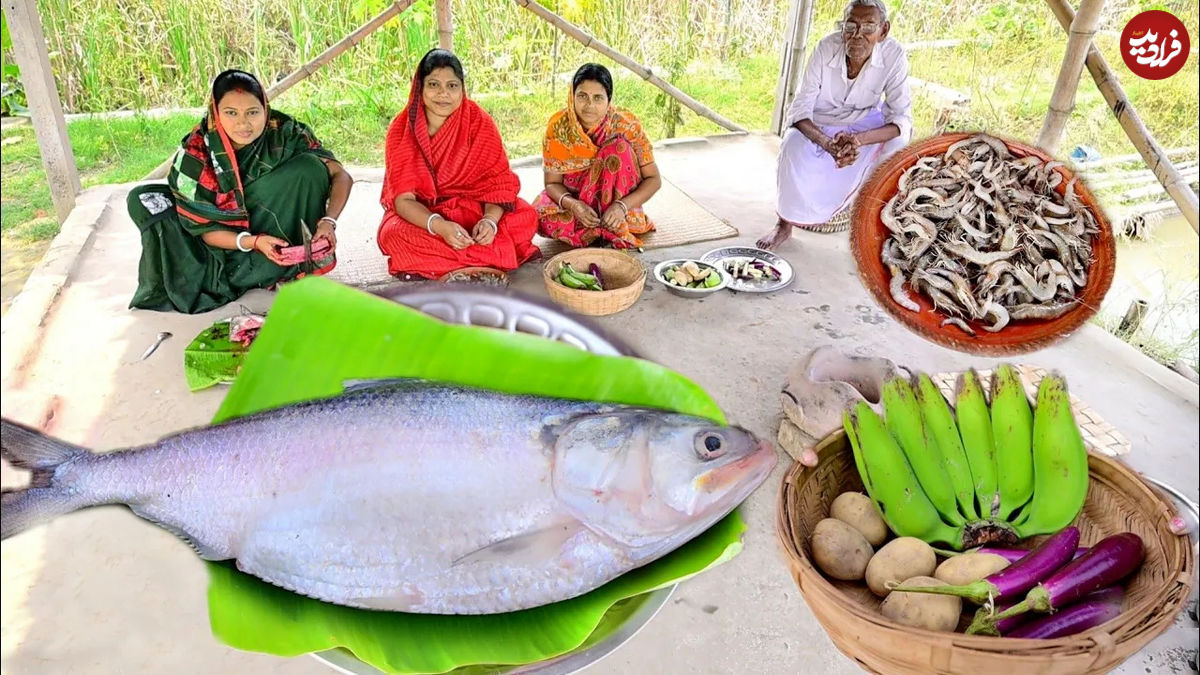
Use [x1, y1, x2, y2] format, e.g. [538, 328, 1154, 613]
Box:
[555, 263, 603, 291]
[842, 364, 1088, 550]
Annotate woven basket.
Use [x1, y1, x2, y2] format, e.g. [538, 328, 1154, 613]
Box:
[776, 432, 1195, 674]
[542, 248, 646, 316]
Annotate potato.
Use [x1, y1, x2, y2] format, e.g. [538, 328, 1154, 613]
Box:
[934, 553, 1010, 587]
[865, 537, 937, 596]
[880, 575, 962, 632]
[810, 518, 873, 580]
[829, 492, 888, 547]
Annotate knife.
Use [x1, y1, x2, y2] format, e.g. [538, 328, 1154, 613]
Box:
[300, 219, 315, 274]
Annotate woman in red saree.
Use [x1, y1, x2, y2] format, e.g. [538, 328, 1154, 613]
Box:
[377, 49, 540, 279]
[534, 63, 662, 249]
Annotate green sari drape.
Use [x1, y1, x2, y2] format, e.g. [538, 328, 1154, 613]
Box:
[128, 151, 331, 314]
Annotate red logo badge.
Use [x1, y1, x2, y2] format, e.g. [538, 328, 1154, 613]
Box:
[1121, 10, 1190, 80]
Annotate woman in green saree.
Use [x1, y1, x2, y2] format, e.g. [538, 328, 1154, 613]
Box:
[127, 69, 353, 314]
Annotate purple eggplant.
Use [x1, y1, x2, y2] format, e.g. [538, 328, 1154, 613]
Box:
[888, 526, 1080, 603]
[588, 263, 606, 290]
[989, 585, 1124, 636]
[1007, 586, 1125, 639]
[980, 533, 1143, 629]
[970, 546, 1089, 563]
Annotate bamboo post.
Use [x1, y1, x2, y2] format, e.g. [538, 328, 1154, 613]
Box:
[1044, 0, 1198, 233]
[513, 0, 746, 134]
[770, 0, 800, 135]
[142, 0, 417, 180]
[267, 0, 417, 100]
[770, 0, 815, 135]
[1036, 0, 1105, 154]
[4, 0, 81, 222]
[436, 0, 453, 50]
[785, 0, 815, 116]
[1118, 299, 1148, 333]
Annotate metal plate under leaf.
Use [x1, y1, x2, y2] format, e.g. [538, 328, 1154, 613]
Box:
[311, 283, 673, 675]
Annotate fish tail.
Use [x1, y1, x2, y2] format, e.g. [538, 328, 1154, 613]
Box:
[1, 418, 91, 540]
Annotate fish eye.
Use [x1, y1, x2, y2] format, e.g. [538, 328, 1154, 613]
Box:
[695, 432, 726, 459]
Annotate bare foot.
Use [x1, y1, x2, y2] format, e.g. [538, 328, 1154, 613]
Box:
[756, 220, 792, 250]
[799, 448, 819, 467]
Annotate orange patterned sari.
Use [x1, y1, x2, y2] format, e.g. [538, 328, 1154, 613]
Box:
[534, 88, 656, 249]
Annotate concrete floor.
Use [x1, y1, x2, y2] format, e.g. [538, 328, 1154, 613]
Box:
[1, 134, 1196, 674]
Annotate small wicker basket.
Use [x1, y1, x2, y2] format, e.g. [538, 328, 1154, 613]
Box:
[542, 248, 646, 316]
[776, 432, 1195, 674]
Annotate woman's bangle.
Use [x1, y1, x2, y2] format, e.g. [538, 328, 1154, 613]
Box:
[556, 191, 573, 209]
[235, 231, 254, 253]
[480, 218, 498, 231]
[318, 216, 338, 230]
[425, 213, 442, 235]
[614, 199, 630, 215]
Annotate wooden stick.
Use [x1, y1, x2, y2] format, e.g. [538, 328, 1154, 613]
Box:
[513, 0, 746, 134]
[5, 0, 81, 221]
[1072, 146, 1195, 170]
[268, 0, 417, 100]
[770, 0, 801, 135]
[908, 76, 971, 106]
[142, 0, 416, 180]
[1118, 299, 1148, 333]
[1044, 0, 1198, 233]
[1037, 0, 1104, 154]
[785, 0, 814, 109]
[770, 0, 814, 134]
[436, 0, 453, 50]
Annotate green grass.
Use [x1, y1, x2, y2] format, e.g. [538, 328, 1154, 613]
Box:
[0, 52, 779, 243]
[1, 114, 197, 240]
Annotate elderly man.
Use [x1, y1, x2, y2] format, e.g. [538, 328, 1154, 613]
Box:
[758, 0, 913, 250]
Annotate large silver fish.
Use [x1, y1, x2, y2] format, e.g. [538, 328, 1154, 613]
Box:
[0, 379, 775, 614]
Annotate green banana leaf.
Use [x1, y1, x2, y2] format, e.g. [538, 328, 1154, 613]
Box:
[207, 277, 748, 674]
[184, 319, 249, 392]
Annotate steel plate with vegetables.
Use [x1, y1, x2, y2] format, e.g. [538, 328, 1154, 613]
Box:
[700, 247, 795, 294]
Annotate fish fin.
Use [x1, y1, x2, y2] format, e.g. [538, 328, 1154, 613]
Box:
[340, 377, 436, 394]
[348, 584, 427, 612]
[126, 505, 224, 561]
[1, 418, 91, 540]
[451, 520, 584, 568]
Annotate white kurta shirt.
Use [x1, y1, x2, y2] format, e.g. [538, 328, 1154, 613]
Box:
[785, 33, 912, 139]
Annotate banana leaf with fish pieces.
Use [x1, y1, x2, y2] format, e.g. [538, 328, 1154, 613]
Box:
[183, 319, 248, 392]
[206, 277, 751, 674]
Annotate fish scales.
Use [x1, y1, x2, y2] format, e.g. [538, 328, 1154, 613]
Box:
[1, 381, 775, 615]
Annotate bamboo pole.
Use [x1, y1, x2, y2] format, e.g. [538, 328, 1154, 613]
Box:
[785, 0, 815, 111]
[770, 0, 814, 135]
[769, 0, 801, 135]
[436, 0, 453, 50]
[4, 0, 81, 221]
[267, 0, 417, 99]
[1072, 146, 1194, 171]
[1044, 0, 1198, 233]
[513, 0, 746, 134]
[1036, 0, 1105, 154]
[142, 0, 416, 180]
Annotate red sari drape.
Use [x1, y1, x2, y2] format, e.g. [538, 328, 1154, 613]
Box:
[377, 70, 540, 278]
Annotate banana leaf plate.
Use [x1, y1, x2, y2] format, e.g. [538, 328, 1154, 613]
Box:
[207, 277, 749, 675]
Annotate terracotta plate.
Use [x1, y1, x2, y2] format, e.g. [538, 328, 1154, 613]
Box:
[849, 132, 1116, 356]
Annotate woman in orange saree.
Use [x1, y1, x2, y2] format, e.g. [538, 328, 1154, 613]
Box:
[535, 64, 662, 249]
[377, 49, 540, 279]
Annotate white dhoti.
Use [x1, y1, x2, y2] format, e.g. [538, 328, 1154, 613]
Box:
[776, 108, 908, 226]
